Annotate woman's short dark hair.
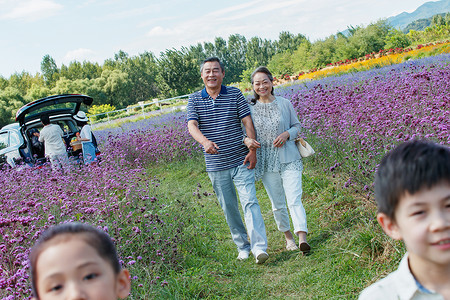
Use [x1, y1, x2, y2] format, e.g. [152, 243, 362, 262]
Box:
[29, 222, 121, 298]
[250, 66, 274, 104]
[375, 140, 450, 220]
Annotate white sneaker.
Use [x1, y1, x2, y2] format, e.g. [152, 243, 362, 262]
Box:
[237, 251, 250, 260]
[254, 250, 269, 264]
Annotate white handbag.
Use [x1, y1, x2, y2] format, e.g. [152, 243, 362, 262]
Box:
[295, 137, 315, 157]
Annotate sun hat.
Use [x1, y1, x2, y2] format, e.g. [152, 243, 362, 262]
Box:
[73, 111, 89, 122]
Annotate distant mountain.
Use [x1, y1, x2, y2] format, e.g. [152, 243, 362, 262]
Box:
[402, 12, 448, 32]
[388, 0, 450, 29]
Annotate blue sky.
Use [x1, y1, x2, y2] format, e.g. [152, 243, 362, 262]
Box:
[0, 0, 430, 77]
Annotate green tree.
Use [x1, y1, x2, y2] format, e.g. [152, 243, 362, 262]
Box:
[0, 87, 26, 127]
[348, 20, 391, 57]
[275, 31, 308, 54]
[291, 41, 313, 72]
[7, 71, 44, 98]
[100, 69, 130, 107]
[245, 37, 275, 69]
[309, 35, 336, 67]
[226, 34, 247, 83]
[60, 61, 102, 80]
[384, 29, 411, 49]
[25, 84, 51, 101]
[267, 51, 294, 75]
[431, 14, 445, 26]
[0, 76, 8, 90]
[213, 37, 229, 63]
[333, 33, 357, 62]
[157, 47, 202, 97]
[40, 54, 59, 86]
[203, 42, 215, 58]
[105, 51, 160, 104]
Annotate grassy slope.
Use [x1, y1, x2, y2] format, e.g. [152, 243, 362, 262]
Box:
[140, 154, 405, 299]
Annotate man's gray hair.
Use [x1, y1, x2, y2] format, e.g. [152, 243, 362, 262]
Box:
[200, 57, 225, 73]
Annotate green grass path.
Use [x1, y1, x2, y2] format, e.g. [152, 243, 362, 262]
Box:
[144, 155, 404, 299]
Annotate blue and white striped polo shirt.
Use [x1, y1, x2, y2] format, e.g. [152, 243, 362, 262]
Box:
[187, 85, 250, 172]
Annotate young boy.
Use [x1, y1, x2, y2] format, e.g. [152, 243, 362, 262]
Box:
[359, 140, 450, 299]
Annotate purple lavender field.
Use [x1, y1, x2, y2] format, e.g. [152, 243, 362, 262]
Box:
[1, 54, 449, 298]
[0, 113, 200, 299]
[278, 54, 450, 196]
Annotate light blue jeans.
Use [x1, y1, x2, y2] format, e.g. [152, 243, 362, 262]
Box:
[261, 169, 308, 234]
[208, 164, 268, 255]
[82, 142, 97, 164]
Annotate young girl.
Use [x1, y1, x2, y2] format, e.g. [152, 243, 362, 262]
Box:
[29, 222, 131, 300]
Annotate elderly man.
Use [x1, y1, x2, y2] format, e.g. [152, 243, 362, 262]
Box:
[187, 57, 269, 264]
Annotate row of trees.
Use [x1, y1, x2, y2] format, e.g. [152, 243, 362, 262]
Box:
[1, 17, 449, 127]
[0, 31, 307, 126]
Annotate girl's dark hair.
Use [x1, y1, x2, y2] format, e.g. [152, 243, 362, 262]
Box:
[250, 66, 274, 105]
[29, 222, 121, 298]
[375, 140, 450, 220]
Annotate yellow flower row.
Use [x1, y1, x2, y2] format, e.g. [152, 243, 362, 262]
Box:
[296, 42, 450, 81]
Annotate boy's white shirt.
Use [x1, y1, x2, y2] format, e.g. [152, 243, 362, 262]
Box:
[359, 253, 444, 300]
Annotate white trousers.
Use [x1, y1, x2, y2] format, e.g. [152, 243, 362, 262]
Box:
[261, 169, 308, 234]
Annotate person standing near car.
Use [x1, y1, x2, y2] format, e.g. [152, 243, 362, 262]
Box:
[29, 128, 45, 158]
[73, 111, 97, 165]
[38, 114, 69, 171]
[187, 57, 269, 264]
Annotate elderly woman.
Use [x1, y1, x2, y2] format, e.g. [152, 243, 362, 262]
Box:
[244, 66, 310, 254]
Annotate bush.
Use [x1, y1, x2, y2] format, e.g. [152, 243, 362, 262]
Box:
[88, 104, 116, 121]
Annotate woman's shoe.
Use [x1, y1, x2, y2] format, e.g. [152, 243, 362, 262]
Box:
[299, 242, 311, 255]
[286, 239, 299, 251]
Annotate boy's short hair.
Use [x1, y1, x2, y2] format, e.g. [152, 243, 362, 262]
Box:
[375, 140, 450, 220]
[40, 114, 50, 125]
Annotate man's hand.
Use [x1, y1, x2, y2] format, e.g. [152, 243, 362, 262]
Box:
[188, 120, 219, 154]
[244, 137, 261, 151]
[203, 140, 219, 154]
[243, 149, 257, 169]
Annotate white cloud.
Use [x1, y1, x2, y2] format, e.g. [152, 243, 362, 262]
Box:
[146, 26, 180, 37]
[211, 0, 303, 22]
[102, 4, 160, 20]
[0, 0, 63, 21]
[139, 0, 307, 54]
[62, 48, 97, 64]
